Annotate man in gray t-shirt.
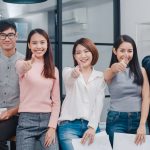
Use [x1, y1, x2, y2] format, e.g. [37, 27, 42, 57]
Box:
[0, 20, 24, 150]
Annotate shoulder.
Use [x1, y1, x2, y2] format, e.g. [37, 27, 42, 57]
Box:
[63, 67, 73, 74]
[16, 51, 25, 59]
[93, 70, 104, 78]
[141, 67, 147, 77]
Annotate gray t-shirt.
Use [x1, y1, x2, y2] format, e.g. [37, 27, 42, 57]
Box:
[108, 68, 142, 112]
[0, 50, 24, 108]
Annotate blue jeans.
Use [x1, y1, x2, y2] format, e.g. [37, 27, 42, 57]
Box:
[16, 113, 59, 150]
[106, 111, 141, 147]
[58, 119, 100, 150]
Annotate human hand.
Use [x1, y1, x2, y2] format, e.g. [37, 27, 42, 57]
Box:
[135, 125, 146, 145]
[111, 61, 126, 73]
[44, 127, 56, 147]
[120, 57, 128, 67]
[0, 110, 11, 120]
[81, 127, 95, 145]
[22, 54, 35, 73]
[71, 65, 81, 78]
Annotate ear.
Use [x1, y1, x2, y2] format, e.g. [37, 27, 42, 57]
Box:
[112, 48, 117, 55]
[15, 32, 18, 39]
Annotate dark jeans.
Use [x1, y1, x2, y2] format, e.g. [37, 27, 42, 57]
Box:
[106, 111, 141, 147]
[0, 116, 18, 150]
[0, 141, 8, 150]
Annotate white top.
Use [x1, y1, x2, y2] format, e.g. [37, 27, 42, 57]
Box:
[59, 67, 106, 130]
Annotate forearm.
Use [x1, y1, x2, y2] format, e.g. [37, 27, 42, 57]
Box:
[104, 68, 116, 82]
[15, 60, 26, 75]
[140, 97, 150, 126]
[7, 106, 19, 116]
[63, 67, 76, 86]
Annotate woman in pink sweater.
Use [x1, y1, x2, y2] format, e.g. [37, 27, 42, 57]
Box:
[15, 28, 60, 150]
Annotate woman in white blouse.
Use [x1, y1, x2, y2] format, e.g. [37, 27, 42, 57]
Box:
[58, 38, 106, 150]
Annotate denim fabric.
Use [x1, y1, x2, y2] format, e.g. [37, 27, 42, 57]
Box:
[106, 111, 141, 147]
[16, 113, 59, 150]
[0, 141, 8, 150]
[58, 119, 100, 150]
[0, 116, 18, 140]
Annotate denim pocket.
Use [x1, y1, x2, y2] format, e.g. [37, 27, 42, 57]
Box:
[58, 120, 69, 126]
[18, 113, 26, 127]
[107, 111, 120, 123]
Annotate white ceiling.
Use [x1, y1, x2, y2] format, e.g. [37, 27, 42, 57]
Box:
[0, 0, 111, 19]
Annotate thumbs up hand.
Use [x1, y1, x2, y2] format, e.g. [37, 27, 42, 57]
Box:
[23, 54, 35, 73]
[71, 61, 83, 78]
[111, 57, 128, 73]
[120, 57, 128, 68]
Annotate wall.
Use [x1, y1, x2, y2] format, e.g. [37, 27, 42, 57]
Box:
[121, 0, 150, 62]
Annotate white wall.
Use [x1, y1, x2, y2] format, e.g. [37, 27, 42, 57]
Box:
[63, 0, 113, 43]
[121, 0, 150, 62]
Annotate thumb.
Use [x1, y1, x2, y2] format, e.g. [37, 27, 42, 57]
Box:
[31, 54, 35, 64]
[121, 57, 128, 67]
[123, 57, 128, 65]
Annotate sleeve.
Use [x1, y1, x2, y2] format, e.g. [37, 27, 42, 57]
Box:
[88, 76, 106, 130]
[62, 67, 76, 87]
[15, 59, 26, 77]
[48, 67, 61, 128]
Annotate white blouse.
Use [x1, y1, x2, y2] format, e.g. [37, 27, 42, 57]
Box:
[59, 67, 106, 130]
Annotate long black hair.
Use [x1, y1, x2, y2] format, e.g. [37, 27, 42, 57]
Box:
[25, 28, 55, 79]
[110, 35, 143, 85]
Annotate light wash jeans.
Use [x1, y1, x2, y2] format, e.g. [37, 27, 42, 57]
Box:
[16, 112, 59, 150]
[58, 119, 100, 150]
[106, 110, 141, 147]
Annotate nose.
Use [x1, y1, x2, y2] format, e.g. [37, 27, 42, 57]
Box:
[124, 51, 128, 58]
[37, 43, 42, 48]
[81, 52, 86, 57]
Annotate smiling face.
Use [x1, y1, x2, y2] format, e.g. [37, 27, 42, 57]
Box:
[74, 44, 93, 68]
[28, 33, 47, 59]
[0, 28, 17, 52]
[113, 42, 134, 64]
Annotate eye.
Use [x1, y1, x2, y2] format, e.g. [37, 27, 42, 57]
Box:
[75, 51, 81, 54]
[32, 42, 37, 45]
[118, 48, 126, 53]
[41, 41, 46, 44]
[128, 49, 133, 53]
[85, 50, 90, 53]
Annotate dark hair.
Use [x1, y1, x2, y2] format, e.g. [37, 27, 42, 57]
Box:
[142, 55, 150, 84]
[110, 35, 143, 85]
[72, 38, 99, 66]
[25, 28, 55, 79]
[0, 20, 17, 33]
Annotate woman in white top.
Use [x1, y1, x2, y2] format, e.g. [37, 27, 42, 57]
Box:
[58, 38, 106, 150]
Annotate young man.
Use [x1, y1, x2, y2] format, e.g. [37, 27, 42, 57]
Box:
[0, 20, 24, 150]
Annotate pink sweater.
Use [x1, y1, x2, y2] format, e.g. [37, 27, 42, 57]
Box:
[16, 59, 60, 128]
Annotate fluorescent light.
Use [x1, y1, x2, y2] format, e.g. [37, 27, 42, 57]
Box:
[3, 0, 47, 4]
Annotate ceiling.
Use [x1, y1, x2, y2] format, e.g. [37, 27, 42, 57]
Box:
[0, 0, 111, 19]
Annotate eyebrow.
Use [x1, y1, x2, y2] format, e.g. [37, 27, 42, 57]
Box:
[0, 32, 15, 34]
[119, 48, 133, 50]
